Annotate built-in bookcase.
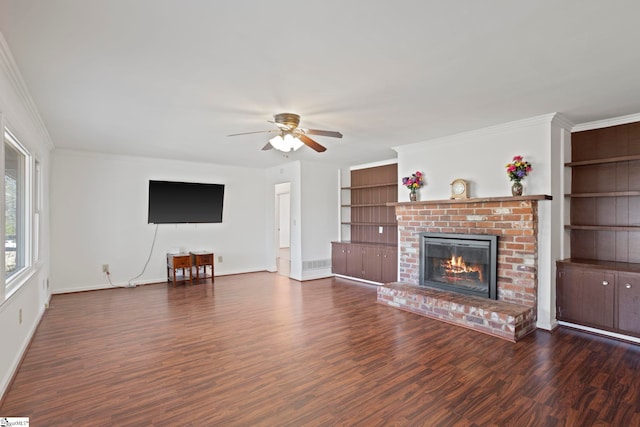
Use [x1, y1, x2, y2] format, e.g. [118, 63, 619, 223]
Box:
[332, 163, 398, 283]
[567, 121, 640, 262]
[556, 120, 640, 339]
[344, 164, 398, 245]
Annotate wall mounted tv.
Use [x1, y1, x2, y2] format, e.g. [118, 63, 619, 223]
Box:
[148, 180, 225, 224]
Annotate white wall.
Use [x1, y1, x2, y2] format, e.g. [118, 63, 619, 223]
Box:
[300, 161, 340, 280]
[395, 115, 556, 201]
[50, 149, 269, 292]
[0, 34, 52, 398]
[264, 160, 341, 281]
[265, 161, 301, 277]
[394, 113, 572, 330]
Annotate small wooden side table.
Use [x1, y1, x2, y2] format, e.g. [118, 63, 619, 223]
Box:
[190, 251, 214, 282]
[167, 253, 192, 286]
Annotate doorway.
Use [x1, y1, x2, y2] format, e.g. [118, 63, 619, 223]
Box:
[275, 182, 291, 276]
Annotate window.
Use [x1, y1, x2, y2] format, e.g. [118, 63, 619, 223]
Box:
[34, 160, 42, 263]
[4, 129, 31, 292]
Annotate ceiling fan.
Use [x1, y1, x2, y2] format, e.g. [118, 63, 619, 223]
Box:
[227, 113, 343, 153]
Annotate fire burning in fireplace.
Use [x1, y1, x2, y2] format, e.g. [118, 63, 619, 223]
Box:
[419, 232, 498, 299]
[442, 255, 484, 282]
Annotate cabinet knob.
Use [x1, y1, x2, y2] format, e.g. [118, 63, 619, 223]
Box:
[626, 283, 632, 289]
[602, 281, 609, 286]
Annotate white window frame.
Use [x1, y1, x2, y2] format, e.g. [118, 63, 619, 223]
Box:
[33, 159, 42, 264]
[4, 127, 33, 299]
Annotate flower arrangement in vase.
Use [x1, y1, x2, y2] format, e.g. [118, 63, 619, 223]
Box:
[505, 155, 532, 196]
[402, 171, 424, 201]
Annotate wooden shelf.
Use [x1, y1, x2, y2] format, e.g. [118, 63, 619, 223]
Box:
[341, 183, 396, 190]
[334, 240, 397, 248]
[565, 191, 640, 198]
[565, 225, 640, 231]
[342, 203, 392, 208]
[565, 154, 640, 167]
[558, 258, 640, 274]
[388, 194, 552, 207]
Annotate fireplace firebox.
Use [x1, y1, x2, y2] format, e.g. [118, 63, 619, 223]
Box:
[419, 233, 498, 299]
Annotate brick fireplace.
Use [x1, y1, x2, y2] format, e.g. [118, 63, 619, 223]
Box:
[377, 195, 551, 341]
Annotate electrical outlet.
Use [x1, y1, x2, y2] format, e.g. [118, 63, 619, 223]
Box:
[102, 264, 110, 273]
[218, 256, 223, 263]
[379, 226, 384, 234]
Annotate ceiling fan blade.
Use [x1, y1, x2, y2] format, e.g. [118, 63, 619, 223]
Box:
[227, 129, 279, 137]
[298, 134, 326, 152]
[304, 129, 343, 139]
[268, 120, 294, 132]
[261, 142, 274, 151]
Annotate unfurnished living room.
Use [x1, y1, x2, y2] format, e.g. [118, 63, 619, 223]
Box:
[1, 2, 640, 426]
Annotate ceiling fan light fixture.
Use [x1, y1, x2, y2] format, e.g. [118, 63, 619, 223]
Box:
[269, 133, 304, 152]
[229, 112, 340, 153]
[285, 133, 304, 151]
[269, 135, 286, 151]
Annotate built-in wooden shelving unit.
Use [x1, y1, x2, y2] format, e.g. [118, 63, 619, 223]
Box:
[557, 120, 640, 340]
[332, 163, 398, 283]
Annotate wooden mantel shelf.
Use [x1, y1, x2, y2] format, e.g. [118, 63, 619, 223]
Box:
[388, 194, 552, 207]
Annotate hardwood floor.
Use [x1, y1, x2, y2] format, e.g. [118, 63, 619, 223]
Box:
[2, 272, 639, 426]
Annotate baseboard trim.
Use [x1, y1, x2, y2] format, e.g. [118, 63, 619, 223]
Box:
[0, 302, 47, 405]
[558, 321, 640, 344]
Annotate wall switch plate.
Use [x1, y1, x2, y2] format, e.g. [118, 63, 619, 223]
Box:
[379, 226, 384, 234]
[218, 256, 223, 263]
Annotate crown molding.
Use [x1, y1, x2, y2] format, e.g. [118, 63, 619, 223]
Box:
[0, 32, 54, 149]
[393, 113, 559, 153]
[572, 112, 640, 132]
[550, 113, 574, 130]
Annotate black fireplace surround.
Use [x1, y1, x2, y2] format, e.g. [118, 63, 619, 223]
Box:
[419, 232, 498, 299]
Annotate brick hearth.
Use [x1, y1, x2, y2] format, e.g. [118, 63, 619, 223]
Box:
[379, 195, 551, 341]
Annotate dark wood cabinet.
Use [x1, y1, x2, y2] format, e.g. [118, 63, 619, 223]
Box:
[617, 273, 640, 334]
[559, 121, 640, 338]
[332, 163, 398, 284]
[557, 261, 640, 337]
[346, 245, 364, 278]
[557, 264, 614, 329]
[331, 243, 348, 276]
[381, 246, 398, 284]
[361, 246, 381, 282]
[331, 242, 397, 284]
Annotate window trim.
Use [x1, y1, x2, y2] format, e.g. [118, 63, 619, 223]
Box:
[4, 127, 33, 299]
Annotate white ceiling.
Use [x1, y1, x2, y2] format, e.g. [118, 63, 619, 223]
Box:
[1, 1, 640, 168]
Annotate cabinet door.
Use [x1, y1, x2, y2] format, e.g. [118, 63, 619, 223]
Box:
[361, 246, 382, 282]
[580, 269, 615, 328]
[331, 243, 348, 275]
[381, 246, 398, 284]
[557, 266, 614, 328]
[557, 266, 580, 321]
[617, 273, 640, 334]
[346, 245, 364, 278]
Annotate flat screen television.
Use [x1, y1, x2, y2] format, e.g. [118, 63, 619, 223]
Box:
[148, 180, 225, 224]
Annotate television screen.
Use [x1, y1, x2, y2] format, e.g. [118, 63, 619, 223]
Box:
[148, 180, 225, 224]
